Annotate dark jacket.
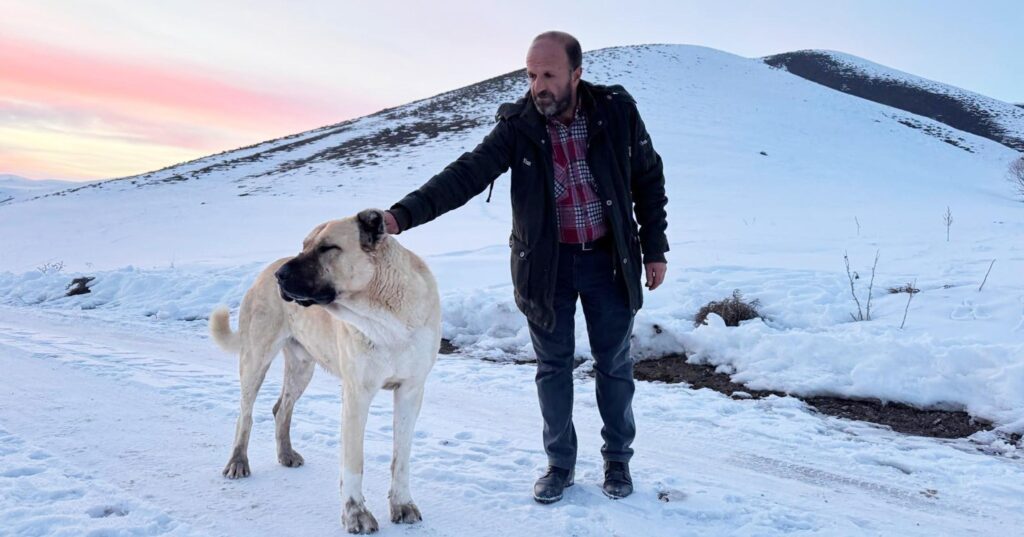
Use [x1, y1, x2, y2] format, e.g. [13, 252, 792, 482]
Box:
[390, 80, 669, 331]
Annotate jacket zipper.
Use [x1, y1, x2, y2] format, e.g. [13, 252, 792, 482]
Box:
[586, 113, 621, 283]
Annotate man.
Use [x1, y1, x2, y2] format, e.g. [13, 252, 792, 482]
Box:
[381, 31, 668, 503]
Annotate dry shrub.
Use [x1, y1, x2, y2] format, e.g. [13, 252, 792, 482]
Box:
[694, 290, 762, 327]
[1009, 156, 1024, 200]
[887, 283, 920, 294]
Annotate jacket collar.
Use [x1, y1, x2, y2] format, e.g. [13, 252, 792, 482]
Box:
[519, 80, 597, 120]
[516, 80, 606, 144]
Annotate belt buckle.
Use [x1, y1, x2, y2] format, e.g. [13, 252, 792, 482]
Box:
[580, 240, 593, 252]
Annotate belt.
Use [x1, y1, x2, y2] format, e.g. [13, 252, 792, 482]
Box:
[559, 234, 613, 253]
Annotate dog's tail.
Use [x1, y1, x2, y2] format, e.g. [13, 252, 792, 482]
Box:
[209, 306, 241, 353]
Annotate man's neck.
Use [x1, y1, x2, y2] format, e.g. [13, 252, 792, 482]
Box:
[554, 95, 578, 125]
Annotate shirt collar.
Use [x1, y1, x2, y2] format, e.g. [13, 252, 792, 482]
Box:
[546, 99, 583, 128]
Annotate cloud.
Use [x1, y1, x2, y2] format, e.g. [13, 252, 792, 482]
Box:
[0, 35, 339, 129]
[0, 35, 372, 180]
[0, 124, 204, 180]
[0, 97, 230, 150]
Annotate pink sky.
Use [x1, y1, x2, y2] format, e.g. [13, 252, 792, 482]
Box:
[3, 1, 1019, 181]
[0, 34, 373, 180]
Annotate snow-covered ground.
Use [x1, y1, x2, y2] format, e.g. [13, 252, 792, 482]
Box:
[2, 305, 1022, 536]
[2, 44, 1023, 535]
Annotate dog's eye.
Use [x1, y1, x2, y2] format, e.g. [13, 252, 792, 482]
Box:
[318, 245, 340, 254]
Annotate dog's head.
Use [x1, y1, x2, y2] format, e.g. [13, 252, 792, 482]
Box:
[275, 209, 388, 307]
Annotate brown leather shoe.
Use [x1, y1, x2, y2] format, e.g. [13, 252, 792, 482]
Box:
[602, 461, 633, 499]
[533, 466, 575, 504]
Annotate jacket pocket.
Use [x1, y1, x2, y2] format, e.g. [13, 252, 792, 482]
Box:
[509, 234, 532, 300]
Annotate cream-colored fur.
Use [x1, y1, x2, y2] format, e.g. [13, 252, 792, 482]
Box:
[210, 213, 441, 534]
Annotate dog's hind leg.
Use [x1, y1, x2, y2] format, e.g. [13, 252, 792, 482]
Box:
[273, 339, 315, 468]
[388, 382, 425, 524]
[340, 383, 380, 534]
[223, 335, 282, 479]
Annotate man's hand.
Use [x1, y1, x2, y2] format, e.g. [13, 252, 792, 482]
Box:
[383, 210, 400, 234]
[644, 262, 667, 291]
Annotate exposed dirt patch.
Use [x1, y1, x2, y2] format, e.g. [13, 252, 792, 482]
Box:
[763, 51, 1024, 152]
[257, 70, 526, 178]
[633, 354, 993, 440]
[440, 338, 583, 368]
[264, 118, 486, 177]
[441, 339, 1001, 441]
[65, 277, 95, 297]
[894, 117, 975, 153]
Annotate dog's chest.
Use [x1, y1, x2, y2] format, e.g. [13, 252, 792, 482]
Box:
[338, 324, 437, 380]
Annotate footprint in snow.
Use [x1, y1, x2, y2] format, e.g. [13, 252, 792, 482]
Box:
[86, 504, 130, 518]
[658, 488, 688, 502]
[1, 466, 45, 477]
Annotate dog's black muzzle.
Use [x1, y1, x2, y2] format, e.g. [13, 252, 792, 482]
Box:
[275, 259, 336, 308]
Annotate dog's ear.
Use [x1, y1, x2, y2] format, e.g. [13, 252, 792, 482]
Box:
[302, 222, 328, 250]
[357, 209, 386, 252]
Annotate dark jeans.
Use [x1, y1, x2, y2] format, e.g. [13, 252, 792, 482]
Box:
[528, 242, 636, 470]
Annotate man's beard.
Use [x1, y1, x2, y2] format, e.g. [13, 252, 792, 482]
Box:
[532, 81, 573, 118]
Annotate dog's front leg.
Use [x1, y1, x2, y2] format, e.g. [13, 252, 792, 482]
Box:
[341, 384, 379, 534]
[389, 382, 425, 524]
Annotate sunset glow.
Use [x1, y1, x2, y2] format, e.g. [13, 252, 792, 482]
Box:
[0, 34, 369, 180]
[2, 0, 1019, 181]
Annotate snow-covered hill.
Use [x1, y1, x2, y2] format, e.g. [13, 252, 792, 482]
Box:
[763, 50, 1024, 152]
[0, 174, 78, 205]
[2, 43, 1024, 536]
[2, 44, 1023, 420]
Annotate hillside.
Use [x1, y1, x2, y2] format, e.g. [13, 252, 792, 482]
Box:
[2, 45, 1019, 271]
[1, 43, 1022, 429]
[2, 43, 1024, 536]
[0, 174, 78, 204]
[763, 50, 1024, 152]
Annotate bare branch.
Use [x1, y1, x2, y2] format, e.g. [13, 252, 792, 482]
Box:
[943, 206, 953, 242]
[865, 250, 879, 321]
[844, 251, 865, 321]
[37, 261, 65, 275]
[899, 278, 916, 330]
[978, 259, 996, 292]
[1008, 156, 1024, 200]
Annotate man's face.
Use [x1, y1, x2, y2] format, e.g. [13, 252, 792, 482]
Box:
[526, 39, 581, 119]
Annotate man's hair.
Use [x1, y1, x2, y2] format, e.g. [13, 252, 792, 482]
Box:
[532, 31, 582, 72]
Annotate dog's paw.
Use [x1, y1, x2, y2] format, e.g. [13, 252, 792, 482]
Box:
[390, 502, 422, 524]
[343, 500, 379, 534]
[222, 457, 250, 479]
[278, 449, 305, 468]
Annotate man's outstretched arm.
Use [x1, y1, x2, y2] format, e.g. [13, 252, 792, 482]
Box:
[385, 120, 515, 234]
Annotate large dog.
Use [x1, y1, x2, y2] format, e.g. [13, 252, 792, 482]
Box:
[209, 209, 441, 534]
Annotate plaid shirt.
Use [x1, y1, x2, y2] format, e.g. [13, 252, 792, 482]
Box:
[546, 104, 608, 243]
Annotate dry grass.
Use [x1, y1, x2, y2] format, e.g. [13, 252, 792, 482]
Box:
[694, 290, 763, 327]
[1009, 156, 1024, 200]
[887, 283, 920, 294]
